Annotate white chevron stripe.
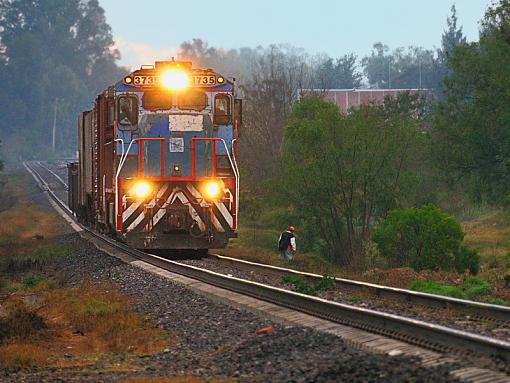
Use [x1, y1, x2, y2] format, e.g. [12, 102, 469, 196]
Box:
[123, 200, 142, 221]
[186, 184, 209, 207]
[214, 200, 233, 228]
[210, 212, 224, 232]
[125, 185, 168, 233]
[187, 183, 230, 230]
[126, 212, 145, 233]
[143, 188, 206, 232]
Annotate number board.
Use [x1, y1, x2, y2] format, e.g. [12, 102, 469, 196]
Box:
[132, 75, 217, 87]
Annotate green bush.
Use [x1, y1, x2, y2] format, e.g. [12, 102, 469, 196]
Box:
[373, 204, 479, 273]
[454, 247, 480, 275]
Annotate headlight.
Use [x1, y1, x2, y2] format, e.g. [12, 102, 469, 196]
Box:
[132, 180, 152, 199]
[203, 180, 221, 200]
[160, 69, 189, 90]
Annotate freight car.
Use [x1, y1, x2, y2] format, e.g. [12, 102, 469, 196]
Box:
[68, 60, 241, 251]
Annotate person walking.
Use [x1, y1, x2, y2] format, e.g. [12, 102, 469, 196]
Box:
[278, 226, 296, 261]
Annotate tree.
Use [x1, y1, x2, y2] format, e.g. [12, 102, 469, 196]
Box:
[435, 4, 467, 95]
[315, 53, 362, 89]
[273, 96, 421, 265]
[438, 4, 467, 63]
[362, 43, 439, 90]
[432, 1, 510, 203]
[0, 0, 125, 158]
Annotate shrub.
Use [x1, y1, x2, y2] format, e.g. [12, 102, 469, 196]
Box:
[23, 275, 45, 289]
[0, 310, 47, 343]
[454, 247, 480, 275]
[282, 274, 334, 296]
[373, 204, 478, 272]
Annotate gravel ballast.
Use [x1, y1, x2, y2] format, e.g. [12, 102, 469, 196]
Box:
[178, 258, 510, 343]
[4, 232, 462, 382]
[0, 171, 468, 382]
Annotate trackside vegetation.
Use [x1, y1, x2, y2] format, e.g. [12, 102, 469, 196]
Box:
[373, 205, 480, 274]
[272, 95, 423, 266]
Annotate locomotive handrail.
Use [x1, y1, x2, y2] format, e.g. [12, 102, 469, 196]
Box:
[113, 136, 240, 231]
[190, 137, 239, 229]
[114, 138, 125, 228]
[231, 138, 240, 219]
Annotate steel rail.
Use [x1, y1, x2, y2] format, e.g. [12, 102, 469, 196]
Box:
[23, 161, 510, 362]
[206, 254, 510, 321]
[38, 158, 510, 322]
[35, 161, 69, 190]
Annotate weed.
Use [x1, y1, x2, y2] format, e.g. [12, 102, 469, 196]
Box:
[282, 274, 335, 296]
[409, 280, 466, 299]
[0, 234, 15, 247]
[0, 309, 47, 343]
[0, 244, 70, 273]
[120, 377, 233, 383]
[0, 344, 47, 368]
[410, 277, 492, 300]
[4, 282, 20, 293]
[486, 298, 509, 306]
[83, 297, 114, 316]
[23, 275, 45, 289]
[41, 283, 168, 353]
[459, 277, 491, 297]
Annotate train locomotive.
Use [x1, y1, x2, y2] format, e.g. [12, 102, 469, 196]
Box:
[68, 60, 241, 251]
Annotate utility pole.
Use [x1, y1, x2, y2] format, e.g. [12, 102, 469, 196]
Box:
[388, 59, 391, 89]
[419, 59, 422, 89]
[52, 98, 58, 153]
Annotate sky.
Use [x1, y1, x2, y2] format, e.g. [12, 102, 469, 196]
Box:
[100, 0, 491, 69]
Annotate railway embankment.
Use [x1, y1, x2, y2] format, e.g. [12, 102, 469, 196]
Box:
[0, 166, 468, 382]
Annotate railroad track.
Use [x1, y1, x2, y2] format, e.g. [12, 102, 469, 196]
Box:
[23, 160, 510, 366]
[201, 254, 510, 322]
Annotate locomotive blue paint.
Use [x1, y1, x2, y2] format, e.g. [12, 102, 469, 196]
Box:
[114, 79, 235, 178]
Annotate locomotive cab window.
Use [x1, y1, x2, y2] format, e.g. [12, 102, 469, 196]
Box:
[178, 90, 207, 111]
[142, 91, 173, 110]
[214, 94, 231, 125]
[117, 96, 138, 127]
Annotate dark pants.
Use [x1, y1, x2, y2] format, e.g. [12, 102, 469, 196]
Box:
[279, 249, 293, 261]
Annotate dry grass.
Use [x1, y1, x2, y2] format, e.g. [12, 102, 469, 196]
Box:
[120, 377, 234, 383]
[0, 344, 49, 368]
[0, 173, 171, 369]
[40, 282, 169, 355]
[462, 210, 510, 302]
[0, 173, 62, 259]
[0, 282, 170, 369]
[462, 210, 510, 259]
